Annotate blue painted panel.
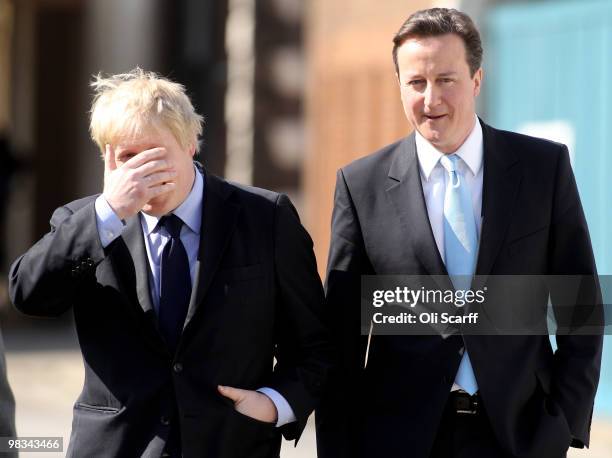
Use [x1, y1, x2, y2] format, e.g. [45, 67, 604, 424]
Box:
[485, 0, 612, 418]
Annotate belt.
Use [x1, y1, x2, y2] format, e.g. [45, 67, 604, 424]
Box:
[449, 390, 481, 415]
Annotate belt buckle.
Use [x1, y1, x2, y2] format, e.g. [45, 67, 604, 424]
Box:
[455, 391, 479, 415]
[457, 397, 478, 415]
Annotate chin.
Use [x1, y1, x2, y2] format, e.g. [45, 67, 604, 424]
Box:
[419, 127, 442, 144]
[142, 197, 173, 217]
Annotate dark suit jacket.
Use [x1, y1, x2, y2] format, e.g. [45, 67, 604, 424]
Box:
[9, 168, 332, 458]
[315, 120, 603, 458]
[0, 327, 17, 458]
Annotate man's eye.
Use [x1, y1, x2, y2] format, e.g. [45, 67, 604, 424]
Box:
[440, 78, 454, 84]
[408, 80, 425, 86]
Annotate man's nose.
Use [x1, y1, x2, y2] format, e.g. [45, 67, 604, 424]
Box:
[423, 84, 441, 108]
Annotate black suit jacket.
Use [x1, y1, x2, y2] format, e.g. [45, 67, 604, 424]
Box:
[9, 168, 332, 458]
[316, 120, 603, 458]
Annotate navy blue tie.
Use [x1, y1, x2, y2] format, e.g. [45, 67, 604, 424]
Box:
[158, 214, 191, 353]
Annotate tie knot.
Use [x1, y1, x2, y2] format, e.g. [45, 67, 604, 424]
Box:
[159, 214, 183, 238]
[439, 154, 459, 174]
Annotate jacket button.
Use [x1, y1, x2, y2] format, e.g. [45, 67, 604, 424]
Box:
[160, 416, 170, 426]
[173, 363, 183, 373]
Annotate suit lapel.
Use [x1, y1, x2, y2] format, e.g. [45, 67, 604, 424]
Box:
[385, 135, 449, 278]
[183, 171, 240, 327]
[107, 215, 169, 356]
[475, 120, 522, 277]
[121, 216, 156, 315]
[107, 169, 240, 354]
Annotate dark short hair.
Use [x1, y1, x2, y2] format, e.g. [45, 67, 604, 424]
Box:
[392, 8, 483, 77]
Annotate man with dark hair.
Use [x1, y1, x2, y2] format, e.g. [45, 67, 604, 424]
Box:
[316, 7, 602, 458]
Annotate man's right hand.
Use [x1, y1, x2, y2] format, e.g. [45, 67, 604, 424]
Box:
[102, 144, 177, 220]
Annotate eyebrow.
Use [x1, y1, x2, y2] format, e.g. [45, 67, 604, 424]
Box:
[405, 72, 458, 79]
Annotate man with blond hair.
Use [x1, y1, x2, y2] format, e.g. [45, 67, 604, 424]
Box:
[9, 69, 331, 457]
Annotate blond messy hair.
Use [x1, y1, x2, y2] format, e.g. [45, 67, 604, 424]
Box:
[89, 68, 203, 156]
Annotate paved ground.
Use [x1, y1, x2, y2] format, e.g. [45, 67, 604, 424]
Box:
[2, 318, 611, 458]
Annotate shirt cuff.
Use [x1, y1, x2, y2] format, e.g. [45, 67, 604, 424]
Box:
[94, 196, 125, 248]
[256, 387, 297, 427]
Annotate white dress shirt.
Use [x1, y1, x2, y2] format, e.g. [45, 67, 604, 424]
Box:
[415, 115, 484, 392]
[94, 166, 296, 426]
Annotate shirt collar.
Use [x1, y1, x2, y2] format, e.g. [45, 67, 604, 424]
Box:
[415, 115, 483, 180]
[140, 164, 204, 236]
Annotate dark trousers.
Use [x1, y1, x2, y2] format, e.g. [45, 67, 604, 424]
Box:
[430, 392, 567, 458]
[162, 405, 182, 458]
[430, 395, 505, 458]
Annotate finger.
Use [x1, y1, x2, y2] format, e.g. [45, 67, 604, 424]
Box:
[147, 182, 176, 197]
[143, 170, 177, 187]
[124, 147, 166, 169]
[217, 385, 247, 403]
[105, 144, 117, 173]
[134, 159, 173, 178]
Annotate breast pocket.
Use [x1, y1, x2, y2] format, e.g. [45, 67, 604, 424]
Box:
[215, 264, 273, 337]
[216, 264, 268, 308]
[217, 264, 264, 283]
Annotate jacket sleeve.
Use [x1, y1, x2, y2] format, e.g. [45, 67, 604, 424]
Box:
[315, 169, 373, 458]
[548, 145, 604, 448]
[266, 193, 334, 443]
[9, 200, 107, 317]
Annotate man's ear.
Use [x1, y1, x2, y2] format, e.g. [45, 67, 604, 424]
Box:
[473, 68, 483, 97]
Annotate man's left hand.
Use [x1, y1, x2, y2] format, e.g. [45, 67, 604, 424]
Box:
[218, 385, 278, 424]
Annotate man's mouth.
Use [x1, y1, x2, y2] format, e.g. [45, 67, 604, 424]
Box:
[424, 114, 447, 120]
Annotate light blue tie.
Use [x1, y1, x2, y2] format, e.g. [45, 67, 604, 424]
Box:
[440, 154, 479, 395]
